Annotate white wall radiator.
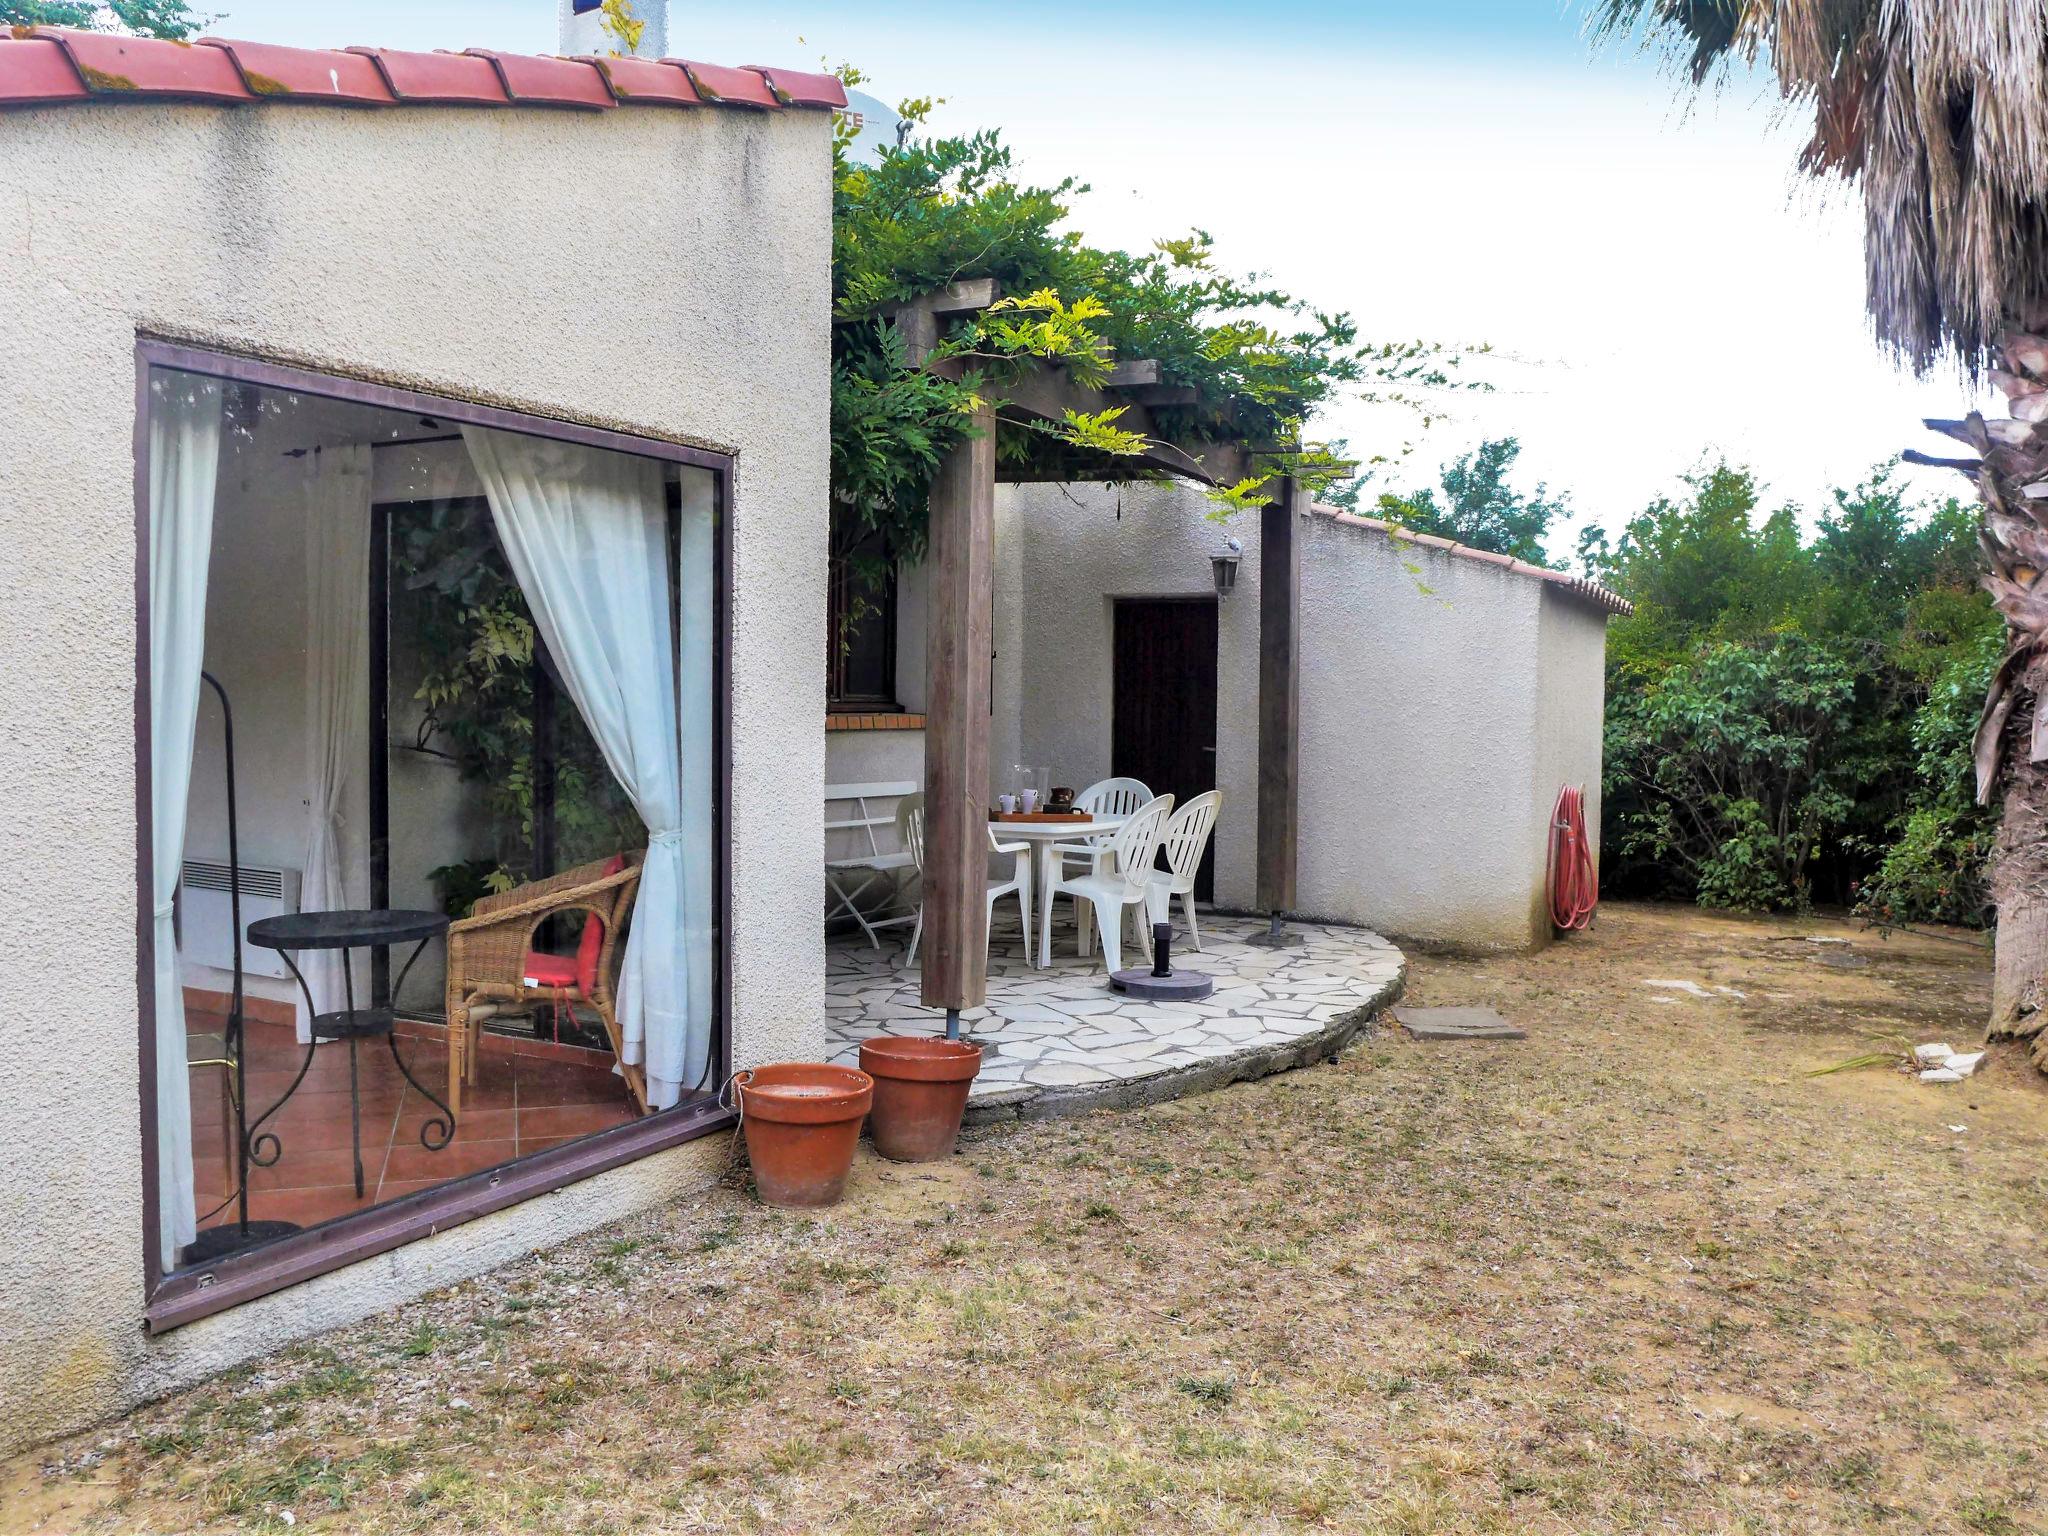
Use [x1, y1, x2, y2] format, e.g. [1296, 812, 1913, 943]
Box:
[180, 859, 302, 980]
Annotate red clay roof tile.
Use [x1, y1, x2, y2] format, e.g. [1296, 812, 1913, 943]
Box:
[32, 26, 248, 101]
[346, 47, 505, 105]
[0, 30, 837, 127]
[745, 65, 848, 109]
[0, 37, 89, 105]
[465, 50, 612, 110]
[576, 54, 703, 106]
[200, 37, 394, 104]
[672, 60, 779, 109]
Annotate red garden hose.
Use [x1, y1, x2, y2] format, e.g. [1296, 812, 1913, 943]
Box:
[1548, 783, 1598, 933]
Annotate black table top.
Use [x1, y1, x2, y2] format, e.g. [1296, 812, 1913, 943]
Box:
[247, 908, 449, 951]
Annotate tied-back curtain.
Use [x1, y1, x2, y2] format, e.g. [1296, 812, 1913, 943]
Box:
[297, 447, 374, 1041]
[461, 427, 712, 1106]
[150, 375, 224, 1271]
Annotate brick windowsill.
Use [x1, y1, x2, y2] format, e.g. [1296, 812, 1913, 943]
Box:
[827, 711, 926, 732]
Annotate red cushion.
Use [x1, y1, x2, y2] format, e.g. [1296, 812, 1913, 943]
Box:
[522, 951, 579, 988]
[574, 853, 628, 995]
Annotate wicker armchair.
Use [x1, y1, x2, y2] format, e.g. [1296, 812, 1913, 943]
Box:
[444, 851, 647, 1118]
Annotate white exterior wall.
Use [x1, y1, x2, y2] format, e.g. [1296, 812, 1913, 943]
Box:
[1530, 583, 1608, 923]
[994, 481, 1612, 950]
[1006, 482, 1264, 905]
[0, 98, 831, 1449]
[1295, 515, 1544, 947]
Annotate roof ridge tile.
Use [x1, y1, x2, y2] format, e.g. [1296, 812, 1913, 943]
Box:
[573, 53, 701, 106]
[30, 26, 248, 101]
[463, 49, 612, 110]
[200, 36, 393, 104]
[345, 45, 506, 106]
[669, 59, 778, 109]
[744, 64, 848, 110]
[0, 31, 825, 120]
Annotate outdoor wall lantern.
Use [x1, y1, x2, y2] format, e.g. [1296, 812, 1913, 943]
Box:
[1212, 537, 1243, 596]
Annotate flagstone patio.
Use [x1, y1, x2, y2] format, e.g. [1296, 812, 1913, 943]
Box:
[826, 911, 1406, 1121]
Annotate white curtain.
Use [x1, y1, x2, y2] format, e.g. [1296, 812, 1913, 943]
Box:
[461, 427, 714, 1106]
[673, 470, 716, 1089]
[150, 375, 223, 1271]
[296, 447, 374, 1041]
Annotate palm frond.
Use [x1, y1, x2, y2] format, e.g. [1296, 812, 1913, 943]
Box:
[1598, 0, 2048, 376]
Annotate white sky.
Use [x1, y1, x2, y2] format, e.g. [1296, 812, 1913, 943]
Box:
[189, 1, 1991, 558]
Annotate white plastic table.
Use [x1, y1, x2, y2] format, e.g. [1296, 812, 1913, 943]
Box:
[988, 816, 1127, 967]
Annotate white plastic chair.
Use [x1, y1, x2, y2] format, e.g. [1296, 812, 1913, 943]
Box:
[1051, 775, 1153, 876]
[899, 793, 1034, 967]
[1039, 794, 1174, 973]
[1146, 790, 1222, 951]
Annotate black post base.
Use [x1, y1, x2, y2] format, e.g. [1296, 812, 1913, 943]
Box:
[1108, 968, 1217, 1000]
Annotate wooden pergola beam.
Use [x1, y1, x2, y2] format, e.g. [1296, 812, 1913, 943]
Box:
[993, 359, 1253, 487]
[1104, 359, 1163, 387]
[881, 277, 1001, 367]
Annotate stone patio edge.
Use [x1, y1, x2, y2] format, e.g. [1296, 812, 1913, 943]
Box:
[958, 960, 1407, 1127]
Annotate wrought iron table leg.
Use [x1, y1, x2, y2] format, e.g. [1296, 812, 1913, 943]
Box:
[386, 937, 455, 1149]
[245, 948, 321, 1173]
[387, 1032, 455, 1150]
[350, 1035, 366, 1196]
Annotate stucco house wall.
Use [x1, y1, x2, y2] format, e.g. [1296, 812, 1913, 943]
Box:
[1006, 481, 1264, 907]
[991, 480, 1616, 950]
[0, 94, 831, 1450]
[1296, 514, 1549, 948]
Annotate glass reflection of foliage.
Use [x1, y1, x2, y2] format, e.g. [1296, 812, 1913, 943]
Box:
[394, 500, 642, 915]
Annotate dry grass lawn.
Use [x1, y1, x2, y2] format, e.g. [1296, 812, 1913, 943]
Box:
[8, 901, 2047, 1535]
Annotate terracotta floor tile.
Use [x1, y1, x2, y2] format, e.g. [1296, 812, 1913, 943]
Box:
[244, 1112, 394, 1156]
[405, 1104, 517, 1143]
[254, 1087, 408, 1126]
[382, 1137, 517, 1184]
[518, 1101, 637, 1141]
[497, 1033, 615, 1068]
[514, 1133, 584, 1156]
[466, 1055, 522, 1090]
[443, 1078, 519, 1112]
[248, 1145, 385, 1193]
[515, 1063, 631, 1107]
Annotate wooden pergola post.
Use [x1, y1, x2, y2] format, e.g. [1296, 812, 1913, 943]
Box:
[1252, 473, 1302, 944]
[919, 401, 997, 1030]
[881, 274, 1307, 1010]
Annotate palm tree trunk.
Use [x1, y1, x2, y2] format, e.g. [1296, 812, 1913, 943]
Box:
[1954, 327, 2048, 1073]
[1989, 671, 2048, 1068]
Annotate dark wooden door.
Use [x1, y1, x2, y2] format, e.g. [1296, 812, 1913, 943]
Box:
[1112, 598, 1220, 900]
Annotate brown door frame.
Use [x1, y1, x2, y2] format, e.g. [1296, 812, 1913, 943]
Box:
[134, 338, 735, 1331]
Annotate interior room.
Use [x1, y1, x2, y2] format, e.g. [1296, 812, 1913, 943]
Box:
[153, 364, 720, 1268]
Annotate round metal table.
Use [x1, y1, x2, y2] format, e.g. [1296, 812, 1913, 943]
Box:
[246, 909, 455, 1199]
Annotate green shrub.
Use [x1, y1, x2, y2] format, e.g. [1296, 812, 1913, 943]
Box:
[1856, 627, 2002, 926]
[1606, 635, 1857, 912]
[1588, 463, 2001, 921]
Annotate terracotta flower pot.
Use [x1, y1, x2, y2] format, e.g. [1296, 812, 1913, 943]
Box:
[859, 1036, 983, 1162]
[737, 1063, 874, 1208]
